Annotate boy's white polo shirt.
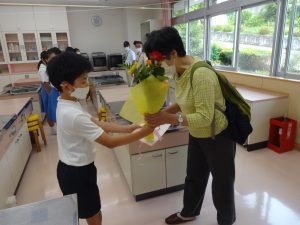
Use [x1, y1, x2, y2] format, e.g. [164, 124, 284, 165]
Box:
[56, 97, 104, 166]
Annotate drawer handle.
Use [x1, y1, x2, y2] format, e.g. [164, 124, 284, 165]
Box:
[152, 154, 163, 158]
[169, 151, 178, 155]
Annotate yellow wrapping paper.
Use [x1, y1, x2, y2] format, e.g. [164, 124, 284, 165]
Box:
[120, 75, 169, 141]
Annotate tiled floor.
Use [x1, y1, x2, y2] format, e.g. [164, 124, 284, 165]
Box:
[15, 102, 300, 225]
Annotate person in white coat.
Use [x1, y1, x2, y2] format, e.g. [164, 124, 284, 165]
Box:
[123, 41, 136, 66]
[133, 40, 148, 68]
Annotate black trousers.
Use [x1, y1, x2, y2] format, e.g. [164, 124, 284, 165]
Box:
[180, 131, 236, 225]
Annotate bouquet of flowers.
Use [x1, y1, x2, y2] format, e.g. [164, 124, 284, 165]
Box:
[120, 51, 169, 142]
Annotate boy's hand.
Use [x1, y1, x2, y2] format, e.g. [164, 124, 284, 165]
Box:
[126, 124, 141, 133]
[139, 125, 155, 136]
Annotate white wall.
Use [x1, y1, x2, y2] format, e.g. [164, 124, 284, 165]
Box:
[67, 7, 126, 55]
[124, 8, 162, 45]
[67, 7, 162, 55]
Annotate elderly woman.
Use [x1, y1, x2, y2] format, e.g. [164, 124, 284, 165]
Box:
[144, 27, 236, 225]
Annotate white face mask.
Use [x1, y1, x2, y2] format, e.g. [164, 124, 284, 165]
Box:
[70, 86, 90, 100]
[162, 61, 176, 77]
[124, 47, 129, 51]
[136, 48, 142, 53]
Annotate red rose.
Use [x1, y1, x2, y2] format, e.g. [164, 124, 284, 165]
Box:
[150, 51, 164, 61]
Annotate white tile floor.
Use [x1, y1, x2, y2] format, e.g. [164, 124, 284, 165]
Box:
[15, 102, 300, 225]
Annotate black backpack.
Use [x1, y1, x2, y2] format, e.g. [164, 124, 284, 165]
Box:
[190, 61, 253, 145]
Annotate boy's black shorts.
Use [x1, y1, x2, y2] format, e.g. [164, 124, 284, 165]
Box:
[57, 161, 101, 219]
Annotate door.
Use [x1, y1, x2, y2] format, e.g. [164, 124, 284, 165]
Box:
[166, 146, 188, 187]
[131, 150, 166, 195]
[4, 33, 23, 62]
[22, 32, 39, 61]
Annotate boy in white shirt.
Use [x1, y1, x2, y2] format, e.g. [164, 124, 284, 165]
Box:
[47, 52, 153, 225]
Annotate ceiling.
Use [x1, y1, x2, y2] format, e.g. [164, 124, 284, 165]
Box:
[0, 0, 162, 7]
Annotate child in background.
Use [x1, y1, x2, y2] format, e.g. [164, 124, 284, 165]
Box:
[47, 52, 153, 225]
[46, 47, 62, 134]
[37, 51, 50, 115]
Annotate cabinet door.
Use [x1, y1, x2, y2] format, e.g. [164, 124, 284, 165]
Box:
[0, 6, 35, 31]
[166, 146, 188, 187]
[5, 132, 24, 189]
[131, 150, 166, 195]
[0, 75, 11, 91]
[18, 123, 32, 165]
[38, 32, 54, 51]
[22, 32, 39, 61]
[55, 32, 69, 51]
[4, 33, 23, 62]
[33, 6, 69, 31]
[0, 156, 14, 209]
[0, 35, 6, 63]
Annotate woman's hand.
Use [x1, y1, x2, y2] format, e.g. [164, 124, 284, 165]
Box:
[144, 111, 170, 128]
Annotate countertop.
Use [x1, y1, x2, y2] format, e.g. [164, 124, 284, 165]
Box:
[99, 85, 130, 103]
[235, 85, 288, 103]
[0, 97, 32, 115]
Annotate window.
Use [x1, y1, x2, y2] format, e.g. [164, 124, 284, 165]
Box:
[209, 0, 229, 6]
[172, 0, 186, 18]
[288, 3, 300, 74]
[279, 0, 293, 72]
[280, 0, 300, 76]
[238, 2, 277, 75]
[189, 19, 205, 58]
[210, 12, 236, 67]
[189, 0, 205, 12]
[174, 23, 187, 50]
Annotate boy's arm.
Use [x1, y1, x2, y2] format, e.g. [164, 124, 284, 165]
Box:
[95, 125, 154, 148]
[91, 117, 140, 133]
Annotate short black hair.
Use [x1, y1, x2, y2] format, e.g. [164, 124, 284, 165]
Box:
[144, 26, 186, 59]
[47, 47, 62, 55]
[37, 51, 49, 69]
[123, 41, 130, 48]
[133, 41, 142, 46]
[47, 52, 92, 92]
[65, 46, 76, 53]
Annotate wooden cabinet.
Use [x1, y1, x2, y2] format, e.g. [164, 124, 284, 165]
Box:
[166, 146, 187, 187]
[131, 150, 166, 195]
